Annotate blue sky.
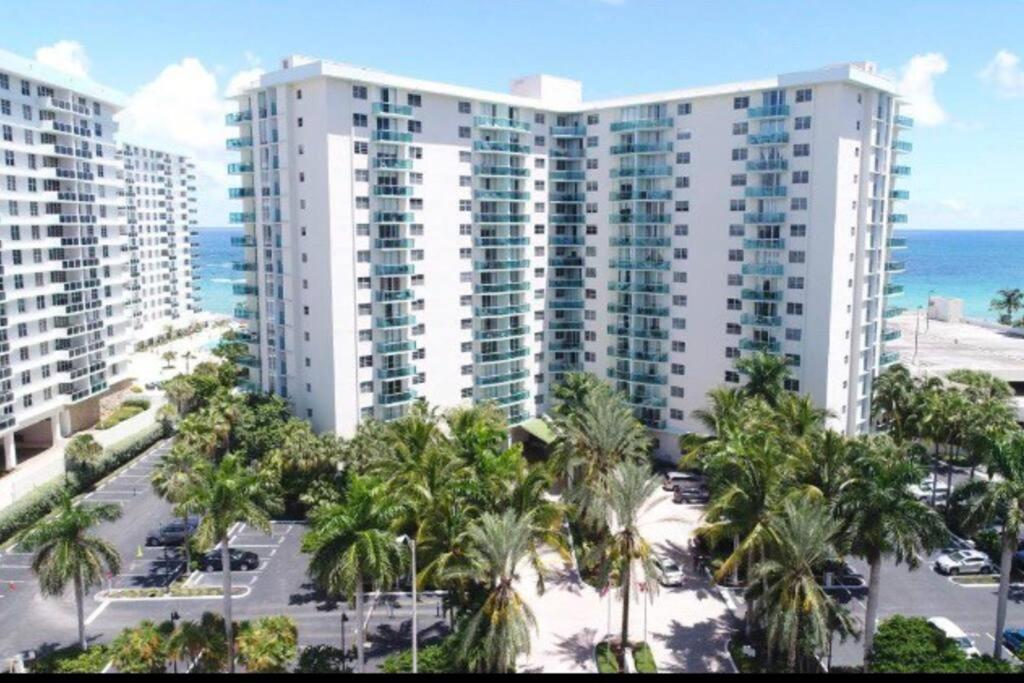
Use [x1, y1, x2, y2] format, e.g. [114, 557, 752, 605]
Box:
[4, 0, 1023, 229]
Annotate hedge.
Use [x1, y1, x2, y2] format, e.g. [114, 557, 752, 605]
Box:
[31, 644, 111, 673]
[0, 421, 168, 544]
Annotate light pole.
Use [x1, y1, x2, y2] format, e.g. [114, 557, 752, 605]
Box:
[397, 535, 417, 673]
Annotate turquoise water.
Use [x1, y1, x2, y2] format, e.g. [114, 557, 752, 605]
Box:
[897, 230, 1024, 320]
[193, 227, 243, 317]
[189, 226, 1024, 323]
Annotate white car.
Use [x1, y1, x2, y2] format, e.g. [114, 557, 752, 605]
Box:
[934, 549, 994, 576]
[662, 471, 702, 492]
[655, 557, 685, 587]
[928, 617, 981, 658]
[909, 480, 950, 503]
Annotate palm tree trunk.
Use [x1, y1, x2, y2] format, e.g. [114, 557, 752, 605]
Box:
[994, 531, 1014, 659]
[732, 534, 740, 586]
[355, 576, 366, 673]
[620, 558, 631, 663]
[182, 514, 191, 578]
[220, 535, 235, 673]
[74, 571, 87, 651]
[863, 555, 882, 659]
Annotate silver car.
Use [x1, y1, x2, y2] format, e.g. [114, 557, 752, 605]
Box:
[655, 557, 685, 586]
[934, 549, 993, 576]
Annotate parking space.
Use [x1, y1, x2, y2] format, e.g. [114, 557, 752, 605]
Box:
[187, 521, 296, 591]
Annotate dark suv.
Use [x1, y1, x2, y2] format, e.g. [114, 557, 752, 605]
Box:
[199, 548, 260, 572]
[145, 516, 200, 547]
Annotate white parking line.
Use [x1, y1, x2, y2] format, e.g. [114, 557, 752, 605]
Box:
[84, 600, 110, 625]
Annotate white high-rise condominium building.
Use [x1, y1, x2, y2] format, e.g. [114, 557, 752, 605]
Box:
[121, 144, 199, 344]
[228, 56, 910, 459]
[0, 49, 134, 469]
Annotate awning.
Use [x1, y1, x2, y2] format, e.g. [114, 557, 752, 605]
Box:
[517, 417, 556, 445]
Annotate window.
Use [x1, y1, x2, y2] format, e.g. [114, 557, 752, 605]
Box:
[534, 112, 545, 124]
[794, 143, 810, 157]
[296, 89, 302, 99]
[408, 120, 422, 133]
[728, 249, 744, 262]
[353, 113, 367, 127]
[786, 302, 804, 315]
[788, 276, 805, 289]
[792, 170, 809, 184]
[352, 85, 367, 99]
[587, 113, 599, 125]
[795, 116, 811, 130]
[790, 197, 807, 210]
[789, 251, 806, 264]
[407, 93, 422, 107]
[796, 88, 812, 102]
[677, 102, 691, 115]
[458, 101, 471, 114]
[354, 141, 368, 154]
[790, 224, 806, 237]
[731, 148, 748, 161]
[786, 328, 802, 341]
[730, 173, 747, 187]
[676, 152, 690, 164]
[733, 96, 749, 109]
[297, 117, 303, 127]
[732, 122, 748, 135]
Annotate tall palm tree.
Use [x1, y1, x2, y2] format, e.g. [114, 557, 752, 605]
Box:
[735, 351, 791, 407]
[162, 376, 196, 416]
[550, 384, 650, 527]
[837, 436, 947, 658]
[151, 445, 204, 571]
[965, 432, 1024, 659]
[302, 475, 404, 673]
[990, 288, 1023, 325]
[451, 509, 537, 673]
[184, 453, 281, 672]
[746, 498, 856, 671]
[63, 434, 103, 485]
[20, 490, 122, 651]
[787, 430, 855, 504]
[871, 364, 916, 443]
[591, 460, 661, 663]
[551, 371, 602, 418]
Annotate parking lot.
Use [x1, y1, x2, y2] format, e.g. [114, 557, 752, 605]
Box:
[0, 438, 447, 672]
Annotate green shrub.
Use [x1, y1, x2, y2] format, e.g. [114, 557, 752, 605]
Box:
[122, 397, 151, 410]
[868, 615, 1017, 673]
[32, 645, 111, 673]
[632, 642, 657, 673]
[297, 645, 349, 673]
[0, 479, 67, 544]
[130, 386, 143, 394]
[96, 405, 145, 430]
[595, 642, 619, 673]
[381, 636, 460, 673]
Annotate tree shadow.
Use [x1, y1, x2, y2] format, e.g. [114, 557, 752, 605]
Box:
[540, 626, 600, 672]
[650, 615, 738, 673]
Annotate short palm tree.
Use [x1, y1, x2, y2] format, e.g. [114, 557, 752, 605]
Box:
[64, 434, 103, 484]
[110, 620, 170, 673]
[162, 376, 196, 416]
[990, 288, 1023, 325]
[183, 453, 281, 672]
[735, 351, 791, 407]
[162, 350, 178, 369]
[964, 432, 1024, 659]
[591, 460, 661, 664]
[21, 489, 122, 651]
[236, 615, 298, 673]
[151, 445, 204, 571]
[452, 509, 537, 673]
[837, 437, 947, 658]
[302, 475, 404, 673]
[746, 498, 856, 671]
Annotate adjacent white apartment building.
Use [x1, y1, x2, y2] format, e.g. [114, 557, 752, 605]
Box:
[227, 56, 910, 458]
[121, 144, 199, 344]
[0, 49, 135, 469]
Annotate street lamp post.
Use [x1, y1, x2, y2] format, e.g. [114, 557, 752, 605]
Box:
[397, 535, 417, 673]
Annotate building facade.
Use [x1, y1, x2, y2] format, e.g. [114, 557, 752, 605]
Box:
[228, 56, 910, 458]
[0, 49, 134, 469]
[121, 144, 199, 344]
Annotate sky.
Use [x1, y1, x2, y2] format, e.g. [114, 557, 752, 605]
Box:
[3, 0, 1023, 230]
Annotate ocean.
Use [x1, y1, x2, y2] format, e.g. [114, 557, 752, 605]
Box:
[190, 227, 1024, 322]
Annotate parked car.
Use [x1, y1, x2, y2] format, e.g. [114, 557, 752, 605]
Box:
[199, 548, 260, 572]
[928, 617, 980, 658]
[673, 485, 709, 505]
[655, 557, 684, 587]
[909, 480, 950, 503]
[145, 516, 200, 546]
[934, 549, 994, 576]
[662, 471, 703, 491]
[818, 560, 864, 589]
[1003, 628, 1024, 656]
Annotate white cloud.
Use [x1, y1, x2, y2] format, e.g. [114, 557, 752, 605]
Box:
[939, 199, 968, 212]
[35, 40, 90, 79]
[225, 68, 265, 98]
[898, 53, 948, 126]
[978, 49, 1024, 99]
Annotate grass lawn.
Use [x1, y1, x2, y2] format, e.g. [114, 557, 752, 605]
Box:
[595, 641, 657, 673]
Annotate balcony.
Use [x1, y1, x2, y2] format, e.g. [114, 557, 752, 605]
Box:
[889, 214, 908, 224]
[607, 326, 668, 340]
[234, 305, 258, 320]
[550, 125, 586, 137]
[610, 213, 670, 224]
[610, 166, 672, 178]
[884, 283, 904, 296]
[473, 141, 530, 154]
[475, 259, 529, 271]
[548, 256, 584, 267]
[229, 212, 255, 224]
[375, 289, 414, 302]
[474, 165, 529, 177]
[374, 186, 413, 197]
[627, 395, 667, 408]
[744, 186, 787, 198]
[741, 313, 782, 327]
[230, 236, 257, 247]
[741, 288, 783, 301]
[882, 327, 902, 342]
[374, 158, 413, 170]
[374, 211, 413, 223]
[890, 189, 910, 200]
[887, 237, 907, 249]
[377, 315, 416, 328]
[609, 118, 674, 132]
[228, 187, 255, 199]
[747, 131, 790, 145]
[228, 163, 254, 174]
[232, 261, 258, 272]
[474, 116, 531, 132]
[893, 140, 913, 153]
[550, 214, 585, 225]
[373, 130, 413, 143]
[379, 391, 417, 405]
[374, 238, 414, 249]
[377, 365, 417, 379]
[474, 190, 529, 200]
[609, 259, 670, 271]
[880, 351, 900, 365]
[474, 326, 529, 341]
[609, 190, 673, 201]
[607, 347, 668, 363]
[549, 192, 586, 202]
[474, 213, 528, 224]
[478, 370, 530, 386]
[226, 137, 253, 149]
[744, 212, 786, 224]
[747, 104, 791, 119]
[232, 284, 258, 296]
[742, 263, 784, 276]
[548, 299, 585, 309]
[475, 304, 530, 317]
[894, 115, 914, 128]
[892, 165, 912, 177]
[549, 278, 584, 288]
[885, 261, 906, 273]
[548, 320, 585, 331]
[475, 281, 530, 294]
[746, 159, 788, 172]
[883, 307, 906, 319]
[474, 348, 530, 364]
[610, 142, 673, 155]
[374, 263, 414, 276]
[739, 338, 781, 352]
[609, 237, 671, 247]
[607, 303, 669, 317]
[377, 340, 416, 354]
[743, 238, 786, 250]
[372, 102, 414, 117]
[608, 281, 669, 294]
[225, 111, 252, 125]
[607, 369, 667, 385]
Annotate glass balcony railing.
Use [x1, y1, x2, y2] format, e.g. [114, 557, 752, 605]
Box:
[610, 166, 672, 178]
[748, 131, 789, 145]
[547, 320, 585, 331]
[880, 351, 900, 365]
[475, 259, 530, 271]
[474, 165, 530, 177]
[374, 158, 413, 170]
[474, 190, 530, 200]
[548, 300, 585, 309]
[887, 237, 907, 249]
[548, 256, 584, 267]
[609, 237, 671, 247]
[474, 213, 529, 224]
[884, 283, 904, 296]
[473, 141, 531, 154]
[610, 142, 673, 155]
[885, 261, 906, 273]
[607, 304, 669, 317]
[550, 214, 585, 224]
[894, 115, 914, 128]
[226, 137, 253, 149]
[550, 125, 587, 137]
[739, 338, 781, 352]
[474, 326, 530, 341]
[225, 111, 252, 125]
[606, 369, 667, 385]
[607, 326, 668, 340]
[374, 264, 415, 275]
[232, 284, 258, 296]
[474, 236, 529, 247]
[474, 116, 531, 132]
[228, 187, 255, 198]
[549, 170, 585, 180]
[882, 327, 902, 342]
[609, 118, 674, 132]
[475, 281, 530, 294]
[377, 315, 416, 328]
[227, 163, 254, 174]
[231, 261, 257, 272]
[372, 102, 414, 117]
[744, 212, 786, 224]
[230, 236, 257, 247]
[549, 278, 584, 288]
[741, 288, 783, 301]
[233, 305, 258, 320]
[549, 192, 586, 202]
[746, 159, 788, 172]
[743, 238, 786, 250]
[374, 186, 413, 197]
[475, 304, 530, 317]
[627, 395, 667, 408]
[379, 391, 417, 405]
[474, 348, 530, 364]
[889, 214, 909, 224]
[373, 130, 413, 143]
[609, 259, 670, 271]
[747, 104, 791, 119]
[744, 186, 787, 198]
[477, 370, 530, 386]
[741, 313, 782, 327]
[374, 211, 413, 223]
[610, 213, 670, 224]
[892, 165, 912, 176]
[609, 190, 673, 201]
[608, 282, 669, 294]
[375, 289, 414, 302]
[377, 365, 417, 379]
[376, 340, 416, 354]
[893, 140, 913, 153]
[229, 212, 255, 224]
[890, 189, 910, 200]
[374, 238, 414, 249]
[607, 347, 669, 363]
[742, 263, 784, 276]
[883, 307, 906, 319]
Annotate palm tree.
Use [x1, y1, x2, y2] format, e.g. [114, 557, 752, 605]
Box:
[20, 490, 122, 651]
[302, 475, 404, 673]
[735, 351, 791, 407]
[183, 453, 281, 672]
[236, 615, 298, 673]
[166, 612, 228, 673]
[151, 446, 204, 571]
[787, 430, 855, 504]
[182, 350, 196, 375]
[746, 498, 856, 671]
[872, 364, 916, 443]
[550, 383, 650, 527]
[162, 350, 178, 369]
[162, 376, 196, 416]
[451, 509, 537, 673]
[990, 288, 1023, 325]
[965, 432, 1024, 659]
[837, 436, 947, 658]
[591, 460, 661, 665]
[551, 371, 602, 418]
[110, 620, 170, 673]
[64, 434, 103, 485]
